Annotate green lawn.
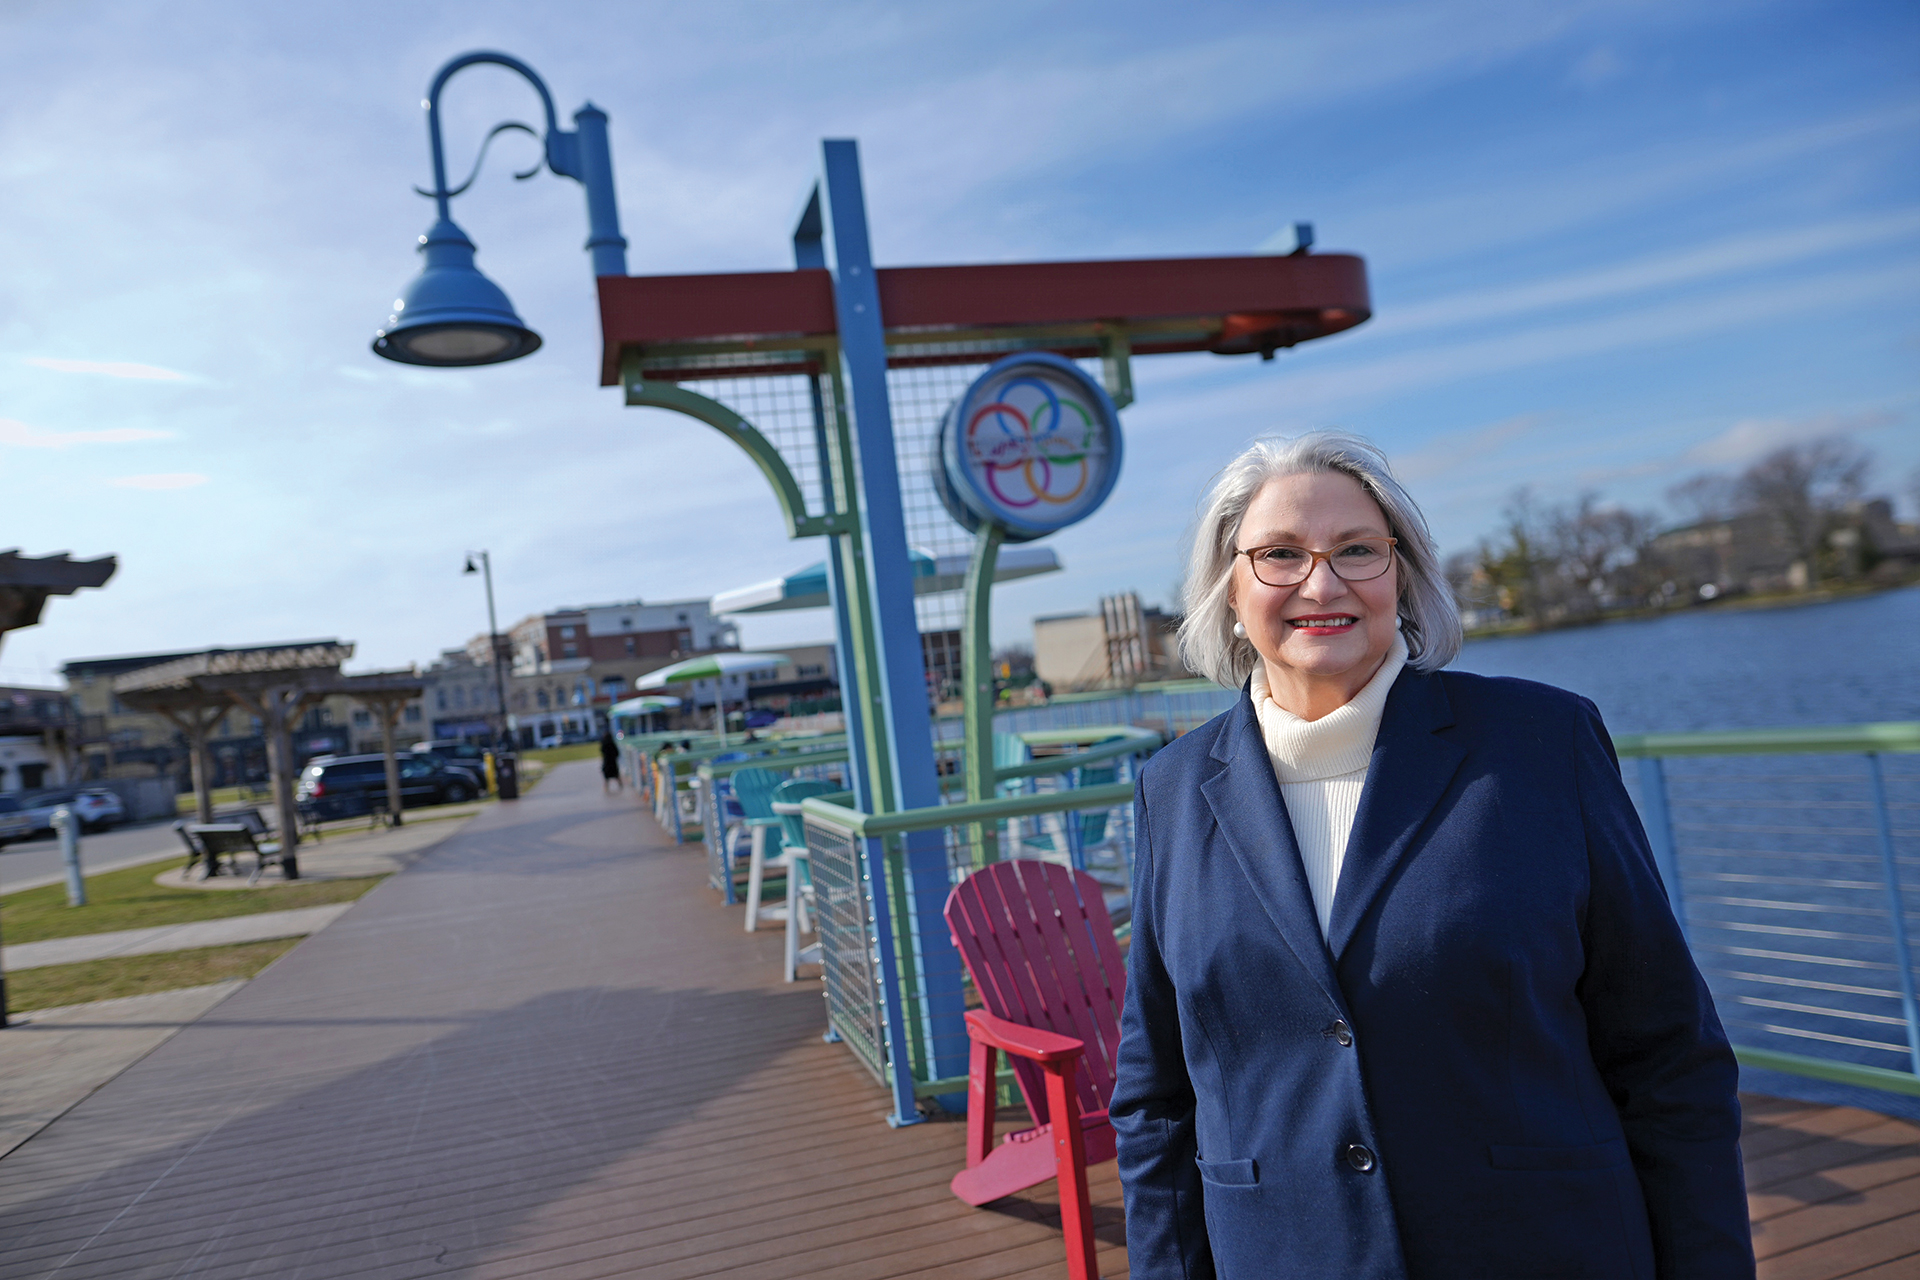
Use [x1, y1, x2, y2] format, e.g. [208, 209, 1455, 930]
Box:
[175, 784, 273, 816]
[0, 861, 385, 945]
[5, 938, 301, 1012]
[522, 742, 601, 766]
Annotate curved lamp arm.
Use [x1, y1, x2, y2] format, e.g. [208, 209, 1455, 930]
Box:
[420, 50, 628, 277]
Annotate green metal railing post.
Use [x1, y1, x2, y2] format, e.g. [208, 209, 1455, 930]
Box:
[1866, 753, 1920, 1077]
[962, 524, 1006, 865]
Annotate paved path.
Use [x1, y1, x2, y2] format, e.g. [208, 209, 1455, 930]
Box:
[2, 905, 353, 971]
[0, 983, 243, 1160]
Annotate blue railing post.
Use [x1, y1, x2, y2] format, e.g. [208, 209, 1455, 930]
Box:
[1636, 756, 1688, 943]
[1866, 753, 1920, 1077]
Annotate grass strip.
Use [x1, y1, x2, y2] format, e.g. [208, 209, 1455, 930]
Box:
[1, 862, 384, 945]
[4, 938, 300, 1011]
[523, 742, 601, 766]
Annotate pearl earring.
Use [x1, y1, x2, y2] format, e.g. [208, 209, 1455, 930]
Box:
[1232, 620, 1247, 639]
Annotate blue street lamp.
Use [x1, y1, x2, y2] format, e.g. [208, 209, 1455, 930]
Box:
[372, 51, 627, 366]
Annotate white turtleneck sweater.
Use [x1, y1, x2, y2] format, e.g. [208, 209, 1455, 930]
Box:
[1247, 632, 1408, 938]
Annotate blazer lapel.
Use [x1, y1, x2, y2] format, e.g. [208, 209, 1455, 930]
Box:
[1199, 693, 1345, 1005]
[1326, 667, 1466, 960]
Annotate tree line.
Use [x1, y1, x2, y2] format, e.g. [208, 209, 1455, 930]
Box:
[1448, 436, 1914, 629]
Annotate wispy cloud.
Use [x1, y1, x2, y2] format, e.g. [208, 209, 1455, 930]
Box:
[1390, 415, 1547, 483]
[1381, 209, 1920, 338]
[107, 472, 208, 490]
[1683, 409, 1900, 468]
[24, 356, 192, 381]
[0, 418, 172, 448]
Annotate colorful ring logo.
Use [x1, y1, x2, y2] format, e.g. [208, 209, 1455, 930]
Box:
[934, 353, 1123, 541]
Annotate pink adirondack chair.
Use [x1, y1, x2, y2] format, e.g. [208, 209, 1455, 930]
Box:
[944, 858, 1127, 1280]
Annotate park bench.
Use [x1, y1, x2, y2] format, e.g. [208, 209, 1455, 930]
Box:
[174, 808, 277, 879]
[185, 820, 298, 885]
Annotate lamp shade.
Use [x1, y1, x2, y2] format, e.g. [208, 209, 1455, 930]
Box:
[372, 218, 542, 366]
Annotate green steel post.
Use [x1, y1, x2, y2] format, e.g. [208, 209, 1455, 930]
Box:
[962, 523, 1005, 864]
[824, 362, 896, 815]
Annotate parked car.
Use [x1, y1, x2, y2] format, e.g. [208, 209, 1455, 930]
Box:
[410, 740, 491, 789]
[18, 788, 125, 835]
[0, 796, 32, 848]
[296, 754, 479, 821]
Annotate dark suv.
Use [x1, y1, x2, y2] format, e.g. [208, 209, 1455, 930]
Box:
[296, 754, 479, 821]
[411, 740, 491, 786]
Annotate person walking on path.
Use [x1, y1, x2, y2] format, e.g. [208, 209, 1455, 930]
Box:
[599, 729, 623, 792]
[1111, 431, 1751, 1279]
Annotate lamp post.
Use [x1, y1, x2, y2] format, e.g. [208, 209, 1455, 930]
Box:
[464, 551, 512, 750]
[371, 50, 625, 365]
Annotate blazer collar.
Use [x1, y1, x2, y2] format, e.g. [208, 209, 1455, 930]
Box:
[1324, 666, 1465, 959]
[1200, 689, 1345, 1007]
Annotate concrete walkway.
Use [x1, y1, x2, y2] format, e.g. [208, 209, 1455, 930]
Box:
[2, 904, 353, 971]
[0, 983, 243, 1160]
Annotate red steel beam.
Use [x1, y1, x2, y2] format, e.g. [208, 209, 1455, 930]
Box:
[596, 252, 1369, 385]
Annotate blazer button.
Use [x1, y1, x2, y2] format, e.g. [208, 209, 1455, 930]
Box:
[1327, 1019, 1353, 1047]
[1343, 1143, 1376, 1173]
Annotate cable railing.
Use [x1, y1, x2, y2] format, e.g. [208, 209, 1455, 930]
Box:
[1617, 723, 1920, 1100]
[623, 702, 1920, 1118]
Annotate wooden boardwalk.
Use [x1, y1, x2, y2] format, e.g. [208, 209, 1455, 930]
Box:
[0, 758, 1910, 1278]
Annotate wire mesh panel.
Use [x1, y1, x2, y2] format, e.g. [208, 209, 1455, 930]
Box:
[807, 816, 889, 1084]
[1626, 752, 1920, 1080]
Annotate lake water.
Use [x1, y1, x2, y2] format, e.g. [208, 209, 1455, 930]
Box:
[1449, 586, 1920, 734]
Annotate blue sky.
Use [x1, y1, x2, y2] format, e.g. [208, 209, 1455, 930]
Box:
[1, 0, 1915, 681]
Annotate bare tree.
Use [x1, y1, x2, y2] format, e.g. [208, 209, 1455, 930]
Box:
[1666, 473, 1742, 526]
[1545, 493, 1661, 616]
[1738, 437, 1872, 588]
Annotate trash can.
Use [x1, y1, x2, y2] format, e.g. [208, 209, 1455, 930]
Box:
[493, 752, 520, 800]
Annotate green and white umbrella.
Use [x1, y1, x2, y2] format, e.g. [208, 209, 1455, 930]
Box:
[634, 651, 788, 689]
[635, 651, 789, 742]
[609, 695, 682, 715]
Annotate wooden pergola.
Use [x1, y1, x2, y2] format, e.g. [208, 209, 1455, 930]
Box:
[113, 645, 423, 846]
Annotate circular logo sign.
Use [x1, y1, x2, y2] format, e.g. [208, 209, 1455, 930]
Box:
[933, 352, 1124, 542]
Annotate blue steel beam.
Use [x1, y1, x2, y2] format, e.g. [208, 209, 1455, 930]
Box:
[794, 187, 874, 816]
[816, 139, 969, 1109]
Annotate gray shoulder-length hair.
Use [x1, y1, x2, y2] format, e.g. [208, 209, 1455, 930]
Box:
[1178, 430, 1462, 687]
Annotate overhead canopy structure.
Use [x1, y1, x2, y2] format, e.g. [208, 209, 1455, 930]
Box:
[711, 545, 1060, 616]
[597, 252, 1370, 384]
[0, 550, 116, 646]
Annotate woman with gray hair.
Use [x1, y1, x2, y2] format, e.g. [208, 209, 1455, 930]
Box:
[1109, 431, 1751, 1279]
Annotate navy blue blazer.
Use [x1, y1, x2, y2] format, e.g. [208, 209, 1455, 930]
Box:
[1110, 667, 1752, 1279]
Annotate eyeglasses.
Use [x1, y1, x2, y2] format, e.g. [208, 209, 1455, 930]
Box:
[1237, 537, 1398, 587]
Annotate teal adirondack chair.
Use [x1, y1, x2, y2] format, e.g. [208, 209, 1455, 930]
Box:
[729, 767, 788, 926]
